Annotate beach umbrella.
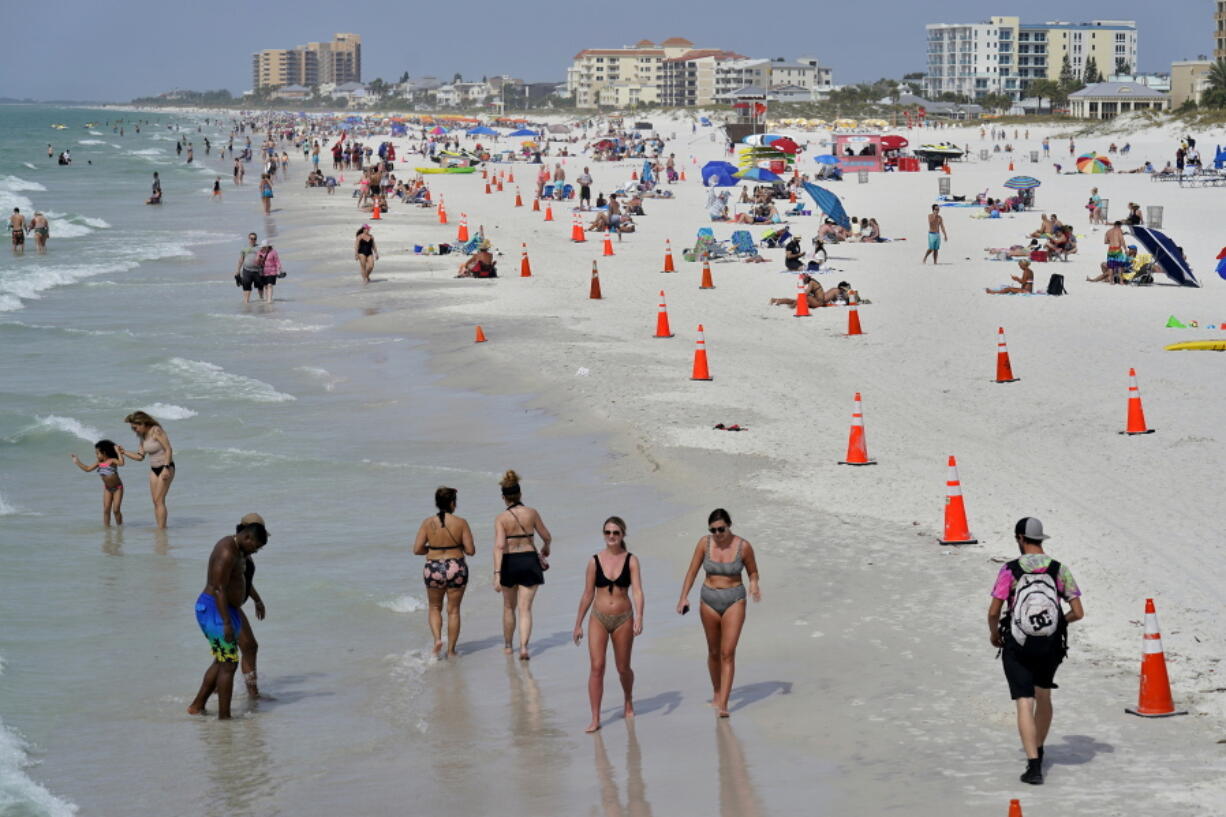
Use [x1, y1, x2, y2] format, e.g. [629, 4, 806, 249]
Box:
[507, 128, 536, 137]
[814, 154, 839, 165]
[701, 161, 739, 187]
[737, 166, 783, 183]
[1131, 227, 1199, 287]
[768, 137, 800, 155]
[467, 126, 498, 136]
[1004, 176, 1041, 190]
[1076, 152, 1112, 173]
[881, 135, 909, 150]
[802, 182, 850, 229]
[429, 126, 448, 135]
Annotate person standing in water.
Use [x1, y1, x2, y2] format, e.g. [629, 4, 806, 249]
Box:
[187, 517, 268, 719]
[413, 486, 476, 658]
[259, 174, 273, 214]
[574, 516, 644, 733]
[70, 439, 125, 526]
[493, 470, 552, 660]
[117, 410, 174, 528]
[353, 225, 378, 284]
[234, 512, 270, 700]
[676, 509, 761, 717]
[29, 211, 49, 254]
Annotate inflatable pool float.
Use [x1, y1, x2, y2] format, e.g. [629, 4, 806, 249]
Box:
[416, 166, 477, 174]
[1164, 339, 1226, 351]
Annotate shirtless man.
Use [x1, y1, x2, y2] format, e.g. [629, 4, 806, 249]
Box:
[10, 208, 26, 255]
[234, 513, 270, 700]
[187, 518, 269, 719]
[1103, 220, 1127, 280]
[29, 212, 49, 254]
[922, 204, 948, 264]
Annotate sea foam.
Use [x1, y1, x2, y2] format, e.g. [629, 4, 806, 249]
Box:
[30, 415, 102, 443]
[154, 358, 295, 403]
[0, 705, 80, 817]
[142, 403, 197, 420]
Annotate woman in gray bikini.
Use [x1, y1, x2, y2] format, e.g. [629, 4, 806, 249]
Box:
[493, 470, 552, 660]
[676, 509, 761, 717]
[573, 516, 644, 733]
[117, 410, 175, 528]
[413, 486, 476, 658]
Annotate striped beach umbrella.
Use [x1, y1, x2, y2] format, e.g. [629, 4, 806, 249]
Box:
[1003, 175, 1041, 190]
[1076, 152, 1113, 173]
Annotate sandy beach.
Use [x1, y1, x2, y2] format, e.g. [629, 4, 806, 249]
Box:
[269, 112, 1226, 814]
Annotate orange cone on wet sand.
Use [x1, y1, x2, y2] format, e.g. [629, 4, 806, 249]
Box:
[603, 231, 615, 256]
[543, 202, 553, 222]
[520, 243, 532, 278]
[699, 260, 715, 290]
[1125, 599, 1188, 718]
[847, 293, 864, 335]
[371, 202, 382, 220]
[437, 196, 448, 224]
[838, 392, 876, 466]
[589, 261, 602, 299]
[1007, 800, 1023, 817]
[1121, 368, 1155, 435]
[939, 455, 978, 545]
[474, 325, 487, 343]
[654, 290, 674, 338]
[662, 239, 676, 273]
[690, 324, 713, 381]
[514, 188, 523, 207]
[457, 214, 469, 243]
[793, 275, 809, 316]
[994, 327, 1019, 383]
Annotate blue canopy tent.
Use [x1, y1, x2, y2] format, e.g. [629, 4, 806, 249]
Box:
[701, 161, 739, 187]
[802, 182, 850, 229]
[507, 128, 537, 137]
[699, 117, 712, 126]
[390, 123, 407, 136]
[1131, 227, 1200, 287]
[467, 126, 498, 136]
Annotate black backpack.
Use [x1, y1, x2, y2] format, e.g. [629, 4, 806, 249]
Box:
[1047, 273, 1066, 296]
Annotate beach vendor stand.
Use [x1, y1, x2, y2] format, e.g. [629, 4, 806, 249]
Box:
[834, 134, 884, 173]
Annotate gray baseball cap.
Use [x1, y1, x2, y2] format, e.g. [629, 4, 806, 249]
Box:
[1014, 517, 1050, 541]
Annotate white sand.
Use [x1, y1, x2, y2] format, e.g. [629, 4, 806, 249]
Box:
[279, 114, 1226, 814]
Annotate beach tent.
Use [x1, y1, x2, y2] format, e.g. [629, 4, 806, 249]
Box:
[548, 124, 571, 133]
[802, 182, 850, 229]
[507, 128, 537, 137]
[1131, 227, 1199, 287]
[701, 161, 739, 187]
[467, 126, 498, 136]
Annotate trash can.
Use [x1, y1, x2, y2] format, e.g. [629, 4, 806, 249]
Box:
[1099, 198, 1109, 221]
[979, 149, 990, 161]
[858, 171, 869, 184]
[938, 177, 951, 196]
[1030, 151, 1040, 163]
[1146, 206, 1163, 228]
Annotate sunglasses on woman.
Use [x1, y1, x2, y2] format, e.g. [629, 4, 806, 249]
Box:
[709, 525, 727, 534]
[603, 529, 622, 537]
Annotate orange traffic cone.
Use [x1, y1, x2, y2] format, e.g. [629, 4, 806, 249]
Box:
[690, 324, 713, 381]
[662, 239, 676, 273]
[485, 181, 492, 194]
[457, 214, 469, 243]
[571, 214, 586, 243]
[520, 243, 532, 278]
[589, 261, 602, 299]
[942, 163, 951, 174]
[994, 327, 1019, 383]
[1121, 368, 1155, 435]
[474, 325, 487, 343]
[680, 169, 687, 181]
[602, 231, 615, 256]
[437, 196, 448, 225]
[371, 202, 382, 220]
[631, 169, 638, 180]
[793, 274, 809, 316]
[497, 178, 504, 192]
[508, 169, 515, 183]
[543, 203, 553, 222]
[1125, 599, 1189, 718]
[1007, 800, 1022, 817]
[847, 294, 864, 335]
[654, 290, 674, 338]
[838, 392, 877, 465]
[939, 455, 978, 544]
[789, 188, 797, 203]
[699, 260, 715, 290]
[514, 188, 523, 207]
[481, 168, 488, 180]
[532, 196, 541, 212]
[1009, 160, 1015, 171]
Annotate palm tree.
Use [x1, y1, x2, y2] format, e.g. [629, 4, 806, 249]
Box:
[1208, 60, 1226, 92]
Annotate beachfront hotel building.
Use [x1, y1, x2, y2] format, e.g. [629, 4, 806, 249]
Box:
[1217, 2, 1226, 60]
[924, 17, 1137, 101]
[252, 33, 362, 91]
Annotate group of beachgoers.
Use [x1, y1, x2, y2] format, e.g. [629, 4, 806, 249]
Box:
[8, 207, 50, 254]
[70, 410, 175, 529]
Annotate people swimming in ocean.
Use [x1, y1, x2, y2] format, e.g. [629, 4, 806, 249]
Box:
[70, 439, 125, 526]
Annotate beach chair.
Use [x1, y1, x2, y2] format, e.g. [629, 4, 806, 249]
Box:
[760, 226, 792, 249]
[730, 230, 761, 259]
[685, 234, 729, 262]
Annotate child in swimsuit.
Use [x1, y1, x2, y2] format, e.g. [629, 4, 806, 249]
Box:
[70, 439, 125, 526]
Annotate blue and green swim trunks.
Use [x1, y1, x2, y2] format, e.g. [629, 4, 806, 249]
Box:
[195, 592, 242, 663]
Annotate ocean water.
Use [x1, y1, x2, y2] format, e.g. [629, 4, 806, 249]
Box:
[0, 107, 694, 816]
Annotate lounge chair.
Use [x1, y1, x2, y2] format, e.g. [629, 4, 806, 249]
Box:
[730, 230, 761, 259]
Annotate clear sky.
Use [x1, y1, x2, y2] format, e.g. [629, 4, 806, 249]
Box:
[0, 0, 1210, 101]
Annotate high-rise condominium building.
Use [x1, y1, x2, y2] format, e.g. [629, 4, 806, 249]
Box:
[252, 33, 361, 91]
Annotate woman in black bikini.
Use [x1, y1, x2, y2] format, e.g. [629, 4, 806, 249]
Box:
[493, 470, 552, 660]
[573, 516, 643, 733]
[117, 410, 175, 528]
[413, 486, 476, 658]
[354, 224, 378, 284]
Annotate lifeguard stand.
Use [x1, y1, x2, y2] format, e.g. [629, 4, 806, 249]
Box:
[724, 86, 767, 146]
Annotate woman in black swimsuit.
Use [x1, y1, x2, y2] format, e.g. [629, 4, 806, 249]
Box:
[573, 516, 643, 732]
[493, 469, 552, 660]
[413, 486, 476, 658]
[354, 224, 378, 284]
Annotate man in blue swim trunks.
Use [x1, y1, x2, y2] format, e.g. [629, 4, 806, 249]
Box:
[187, 517, 268, 719]
[922, 204, 948, 265]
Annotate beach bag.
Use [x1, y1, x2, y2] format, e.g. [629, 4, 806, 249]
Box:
[1003, 559, 1066, 656]
[1047, 273, 1066, 296]
[1029, 250, 1048, 262]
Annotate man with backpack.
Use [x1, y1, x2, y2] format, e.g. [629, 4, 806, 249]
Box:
[987, 517, 1085, 785]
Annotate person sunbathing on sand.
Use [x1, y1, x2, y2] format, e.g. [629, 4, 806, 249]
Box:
[769, 276, 851, 308]
[456, 243, 496, 278]
[986, 259, 1035, 294]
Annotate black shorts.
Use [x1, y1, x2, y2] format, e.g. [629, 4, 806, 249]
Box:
[500, 551, 544, 588]
[261, 275, 276, 287]
[1002, 644, 1062, 699]
[580, 185, 591, 201]
[240, 270, 263, 291]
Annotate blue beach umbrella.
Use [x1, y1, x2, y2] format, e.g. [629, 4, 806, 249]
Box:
[1131, 226, 1199, 287]
[701, 161, 739, 187]
[1004, 176, 1041, 190]
[467, 126, 498, 136]
[814, 154, 839, 165]
[507, 128, 537, 137]
[802, 182, 850, 229]
[737, 166, 783, 183]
